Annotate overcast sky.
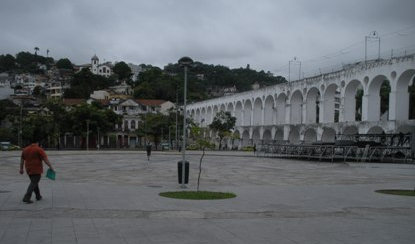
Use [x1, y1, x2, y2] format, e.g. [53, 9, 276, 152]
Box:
[1, 0, 415, 77]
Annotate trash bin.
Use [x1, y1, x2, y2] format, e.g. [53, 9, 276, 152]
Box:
[177, 161, 189, 184]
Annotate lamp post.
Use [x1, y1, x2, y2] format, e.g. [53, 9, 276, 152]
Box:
[365, 31, 380, 63]
[19, 100, 23, 148]
[288, 57, 301, 82]
[178, 56, 193, 188]
[97, 126, 100, 150]
[86, 120, 90, 151]
[175, 82, 179, 150]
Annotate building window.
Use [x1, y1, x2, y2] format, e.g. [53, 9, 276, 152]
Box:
[131, 120, 136, 130]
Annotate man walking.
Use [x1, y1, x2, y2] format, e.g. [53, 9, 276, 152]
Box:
[146, 142, 152, 161]
[20, 138, 54, 204]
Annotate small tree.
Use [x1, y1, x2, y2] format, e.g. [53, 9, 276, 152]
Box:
[229, 131, 241, 149]
[209, 111, 236, 150]
[56, 58, 73, 70]
[135, 113, 169, 149]
[190, 125, 214, 191]
[113, 61, 132, 81]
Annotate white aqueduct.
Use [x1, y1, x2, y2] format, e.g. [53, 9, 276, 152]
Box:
[186, 55, 415, 147]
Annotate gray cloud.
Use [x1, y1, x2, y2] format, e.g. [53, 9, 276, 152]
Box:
[1, 0, 414, 77]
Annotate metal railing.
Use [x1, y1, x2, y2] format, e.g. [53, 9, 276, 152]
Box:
[254, 133, 413, 163]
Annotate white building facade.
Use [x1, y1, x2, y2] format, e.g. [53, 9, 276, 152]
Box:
[187, 55, 415, 146]
[91, 55, 113, 77]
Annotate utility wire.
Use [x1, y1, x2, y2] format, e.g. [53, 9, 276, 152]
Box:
[274, 25, 415, 76]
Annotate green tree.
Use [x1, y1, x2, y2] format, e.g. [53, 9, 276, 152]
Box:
[16, 52, 36, 69]
[21, 113, 53, 146]
[135, 113, 170, 149]
[56, 58, 73, 70]
[15, 51, 53, 73]
[32, 86, 45, 99]
[67, 103, 121, 136]
[113, 61, 132, 81]
[0, 128, 14, 142]
[64, 69, 116, 98]
[209, 111, 236, 150]
[0, 99, 19, 122]
[0, 54, 16, 72]
[45, 100, 69, 147]
[189, 125, 214, 191]
[134, 67, 180, 101]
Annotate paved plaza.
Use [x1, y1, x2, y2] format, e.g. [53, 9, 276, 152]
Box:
[0, 150, 414, 244]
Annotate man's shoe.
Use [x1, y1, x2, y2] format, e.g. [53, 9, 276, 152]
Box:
[36, 195, 42, 201]
[23, 199, 33, 204]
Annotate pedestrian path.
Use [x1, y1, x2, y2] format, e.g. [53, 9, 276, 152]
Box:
[1, 151, 414, 243]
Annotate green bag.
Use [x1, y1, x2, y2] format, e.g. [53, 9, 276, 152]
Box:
[46, 169, 56, 180]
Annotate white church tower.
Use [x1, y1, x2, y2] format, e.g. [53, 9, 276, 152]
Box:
[91, 54, 99, 74]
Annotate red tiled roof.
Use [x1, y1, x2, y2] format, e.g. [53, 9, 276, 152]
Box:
[96, 99, 110, 106]
[63, 98, 86, 106]
[135, 99, 166, 106]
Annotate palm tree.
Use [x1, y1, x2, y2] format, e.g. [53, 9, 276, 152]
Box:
[34, 47, 39, 56]
[46, 49, 49, 57]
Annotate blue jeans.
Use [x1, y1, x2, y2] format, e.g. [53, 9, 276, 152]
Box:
[24, 174, 41, 200]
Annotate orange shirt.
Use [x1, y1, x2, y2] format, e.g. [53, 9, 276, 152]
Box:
[21, 144, 48, 175]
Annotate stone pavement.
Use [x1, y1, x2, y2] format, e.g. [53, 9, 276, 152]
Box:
[0, 150, 414, 244]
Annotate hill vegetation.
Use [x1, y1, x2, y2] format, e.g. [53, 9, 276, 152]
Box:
[0, 50, 287, 102]
[135, 62, 286, 103]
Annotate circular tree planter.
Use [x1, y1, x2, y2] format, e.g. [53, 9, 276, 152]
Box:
[159, 191, 236, 200]
[375, 189, 415, 197]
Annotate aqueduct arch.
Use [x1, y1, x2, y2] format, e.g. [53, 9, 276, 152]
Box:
[367, 126, 384, 134]
[323, 83, 339, 123]
[393, 69, 415, 120]
[321, 127, 336, 142]
[290, 90, 303, 124]
[243, 100, 253, 126]
[263, 129, 272, 142]
[235, 101, 243, 126]
[252, 128, 261, 145]
[275, 129, 284, 141]
[288, 127, 300, 144]
[253, 97, 263, 125]
[343, 125, 359, 135]
[206, 106, 212, 124]
[306, 87, 320, 124]
[186, 56, 415, 148]
[366, 74, 390, 121]
[264, 95, 275, 125]
[241, 130, 250, 146]
[276, 93, 287, 124]
[303, 128, 317, 143]
[344, 79, 363, 122]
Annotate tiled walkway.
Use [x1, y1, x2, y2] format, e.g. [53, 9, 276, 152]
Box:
[1, 151, 414, 243]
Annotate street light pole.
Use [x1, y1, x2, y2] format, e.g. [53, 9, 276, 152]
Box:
[365, 31, 380, 63]
[175, 85, 179, 150]
[86, 120, 90, 151]
[19, 101, 22, 148]
[97, 127, 100, 150]
[288, 57, 301, 82]
[178, 56, 193, 188]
